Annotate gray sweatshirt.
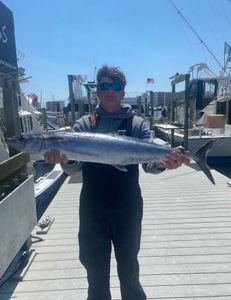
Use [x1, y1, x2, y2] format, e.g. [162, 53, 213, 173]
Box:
[61, 104, 165, 175]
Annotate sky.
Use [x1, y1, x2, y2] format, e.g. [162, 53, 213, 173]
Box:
[2, 0, 231, 104]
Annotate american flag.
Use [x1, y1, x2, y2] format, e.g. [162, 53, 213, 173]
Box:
[147, 78, 154, 84]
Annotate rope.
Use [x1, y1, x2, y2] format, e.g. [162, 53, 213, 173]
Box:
[169, 0, 227, 74]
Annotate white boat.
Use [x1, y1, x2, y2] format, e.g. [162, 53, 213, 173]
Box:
[19, 93, 60, 133]
[155, 44, 231, 164]
[170, 129, 231, 164]
[34, 163, 66, 220]
[156, 97, 231, 164]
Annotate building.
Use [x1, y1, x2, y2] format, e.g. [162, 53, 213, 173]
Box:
[46, 100, 65, 113]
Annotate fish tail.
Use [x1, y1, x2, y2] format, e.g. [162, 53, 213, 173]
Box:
[191, 139, 216, 185]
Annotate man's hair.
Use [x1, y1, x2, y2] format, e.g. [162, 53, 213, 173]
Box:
[96, 65, 126, 88]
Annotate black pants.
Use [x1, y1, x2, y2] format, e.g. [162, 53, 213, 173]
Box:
[78, 179, 146, 300]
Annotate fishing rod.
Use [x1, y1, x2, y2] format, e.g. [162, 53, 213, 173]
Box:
[169, 0, 228, 75]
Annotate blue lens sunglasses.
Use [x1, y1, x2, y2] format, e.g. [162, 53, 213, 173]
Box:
[98, 82, 122, 91]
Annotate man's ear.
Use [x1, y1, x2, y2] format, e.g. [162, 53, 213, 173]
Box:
[122, 90, 125, 97]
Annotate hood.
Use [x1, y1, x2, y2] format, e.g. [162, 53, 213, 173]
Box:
[95, 103, 133, 120]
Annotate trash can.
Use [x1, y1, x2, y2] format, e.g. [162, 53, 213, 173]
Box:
[33, 160, 54, 181]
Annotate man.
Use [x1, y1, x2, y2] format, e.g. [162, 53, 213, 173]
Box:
[161, 107, 168, 123]
[45, 65, 188, 300]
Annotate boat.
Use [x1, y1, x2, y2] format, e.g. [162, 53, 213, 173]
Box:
[155, 101, 231, 164]
[0, 144, 66, 282]
[163, 127, 231, 165]
[155, 45, 231, 165]
[34, 162, 66, 220]
[0, 91, 65, 218]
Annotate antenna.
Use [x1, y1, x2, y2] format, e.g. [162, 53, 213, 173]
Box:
[93, 66, 97, 82]
[169, 0, 227, 74]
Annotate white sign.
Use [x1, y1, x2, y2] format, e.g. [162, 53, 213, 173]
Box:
[0, 87, 3, 108]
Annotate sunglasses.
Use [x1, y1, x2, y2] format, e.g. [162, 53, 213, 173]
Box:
[98, 82, 123, 92]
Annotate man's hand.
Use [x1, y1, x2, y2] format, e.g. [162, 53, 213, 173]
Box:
[44, 149, 69, 164]
[156, 146, 190, 170]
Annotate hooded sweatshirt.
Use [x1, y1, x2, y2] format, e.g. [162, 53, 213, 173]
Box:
[61, 104, 165, 175]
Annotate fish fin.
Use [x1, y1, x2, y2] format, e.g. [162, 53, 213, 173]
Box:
[191, 139, 217, 185]
[141, 138, 153, 143]
[113, 165, 128, 172]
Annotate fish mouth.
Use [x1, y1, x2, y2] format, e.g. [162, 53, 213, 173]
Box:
[5, 136, 27, 153]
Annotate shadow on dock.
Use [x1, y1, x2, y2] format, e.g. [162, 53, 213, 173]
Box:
[67, 172, 83, 184]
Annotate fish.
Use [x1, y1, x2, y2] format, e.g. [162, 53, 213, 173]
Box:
[5, 131, 216, 184]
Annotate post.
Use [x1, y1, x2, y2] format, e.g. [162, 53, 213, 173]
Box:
[2, 79, 21, 138]
[144, 96, 148, 117]
[2, 76, 22, 157]
[40, 108, 47, 130]
[171, 83, 175, 123]
[150, 91, 154, 130]
[170, 128, 175, 147]
[67, 75, 76, 126]
[184, 74, 190, 150]
[137, 96, 141, 116]
[87, 91, 92, 115]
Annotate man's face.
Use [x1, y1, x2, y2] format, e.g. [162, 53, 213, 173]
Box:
[97, 76, 125, 112]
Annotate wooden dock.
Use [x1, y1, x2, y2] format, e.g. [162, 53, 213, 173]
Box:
[1, 147, 231, 299]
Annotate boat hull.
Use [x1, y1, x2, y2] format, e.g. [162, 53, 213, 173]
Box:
[155, 127, 231, 164]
